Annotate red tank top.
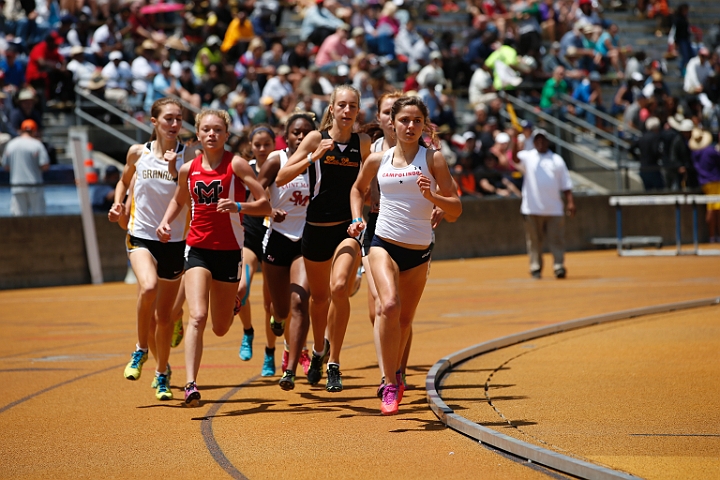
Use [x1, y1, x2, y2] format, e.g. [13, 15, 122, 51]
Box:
[186, 151, 246, 250]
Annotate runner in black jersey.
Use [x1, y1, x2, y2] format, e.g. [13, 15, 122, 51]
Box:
[236, 125, 278, 377]
[276, 85, 371, 393]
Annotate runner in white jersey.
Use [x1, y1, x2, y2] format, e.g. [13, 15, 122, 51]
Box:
[128, 140, 187, 242]
[108, 98, 193, 402]
[258, 112, 317, 390]
[349, 96, 462, 415]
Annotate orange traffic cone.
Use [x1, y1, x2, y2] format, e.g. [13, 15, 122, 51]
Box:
[85, 142, 98, 184]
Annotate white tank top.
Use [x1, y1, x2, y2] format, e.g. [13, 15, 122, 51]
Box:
[375, 145, 436, 246]
[266, 149, 310, 241]
[128, 141, 187, 242]
[372, 137, 385, 153]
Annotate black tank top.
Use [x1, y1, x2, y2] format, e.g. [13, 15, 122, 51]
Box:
[306, 131, 362, 223]
[242, 158, 266, 234]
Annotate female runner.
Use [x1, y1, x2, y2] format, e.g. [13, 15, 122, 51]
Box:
[235, 125, 279, 377]
[109, 98, 190, 401]
[349, 96, 462, 415]
[358, 92, 407, 395]
[257, 112, 317, 390]
[157, 109, 271, 407]
[276, 85, 371, 392]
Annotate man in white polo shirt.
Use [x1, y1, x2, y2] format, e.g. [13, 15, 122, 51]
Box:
[513, 129, 575, 279]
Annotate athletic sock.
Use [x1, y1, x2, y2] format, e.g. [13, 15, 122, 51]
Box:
[265, 347, 275, 355]
[283, 341, 290, 352]
[136, 344, 148, 353]
[328, 362, 339, 369]
[244, 327, 254, 336]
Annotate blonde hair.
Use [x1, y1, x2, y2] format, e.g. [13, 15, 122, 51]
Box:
[248, 36, 265, 53]
[318, 85, 361, 131]
[195, 108, 232, 133]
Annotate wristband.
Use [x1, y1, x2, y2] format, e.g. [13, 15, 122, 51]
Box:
[236, 202, 242, 213]
[351, 217, 362, 224]
[307, 152, 314, 165]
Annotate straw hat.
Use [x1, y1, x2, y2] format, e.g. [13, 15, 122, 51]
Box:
[87, 73, 107, 90]
[165, 36, 190, 52]
[213, 84, 230, 98]
[689, 128, 712, 151]
[135, 39, 158, 55]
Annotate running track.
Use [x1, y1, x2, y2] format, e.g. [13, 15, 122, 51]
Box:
[1, 250, 718, 479]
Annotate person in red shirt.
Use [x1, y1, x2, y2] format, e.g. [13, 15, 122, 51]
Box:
[157, 109, 271, 407]
[25, 31, 73, 105]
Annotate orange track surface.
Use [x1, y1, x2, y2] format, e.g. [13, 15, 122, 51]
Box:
[1, 250, 719, 479]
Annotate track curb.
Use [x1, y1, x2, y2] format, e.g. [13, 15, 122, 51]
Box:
[425, 296, 720, 480]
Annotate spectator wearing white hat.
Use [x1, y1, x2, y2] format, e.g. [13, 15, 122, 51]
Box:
[102, 50, 133, 107]
[131, 39, 160, 103]
[66, 45, 95, 90]
[689, 129, 720, 241]
[665, 117, 696, 190]
[632, 116, 665, 191]
[512, 128, 575, 279]
[346, 27, 367, 57]
[416, 51, 445, 93]
[261, 65, 294, 104]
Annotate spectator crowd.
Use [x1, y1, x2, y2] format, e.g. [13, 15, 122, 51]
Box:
[0, 0, 719, 201]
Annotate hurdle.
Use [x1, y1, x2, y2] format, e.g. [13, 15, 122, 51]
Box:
[610, 195, 684, 256]
[687, 195, 720, 255]
[609, 195, 720, 256]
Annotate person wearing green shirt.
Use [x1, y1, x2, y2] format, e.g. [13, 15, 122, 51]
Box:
[193, 36, 223, 80]
[540, 66, 575, 119]
[484, 42, 520, 91]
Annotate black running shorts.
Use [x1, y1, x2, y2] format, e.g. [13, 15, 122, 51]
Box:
[301, 220, 357, 263]
[370, 235, 433, 272]
[126, 234, 185, 280]
[184, 246, 243, 283]
[263, 229, 302, 267]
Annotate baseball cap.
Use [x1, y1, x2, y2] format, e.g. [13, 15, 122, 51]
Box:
[18, 89, 35, 101]
[532, 128, 549, 140]
[21, 119, 38, 132]
[495, 132, 510, 144]
[109, 51, 123, 61]
[206, 35, 221, 47]
[277, 65, 291, 75]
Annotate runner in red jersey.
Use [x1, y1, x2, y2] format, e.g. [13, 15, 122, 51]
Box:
[157, 109, 271, 407]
